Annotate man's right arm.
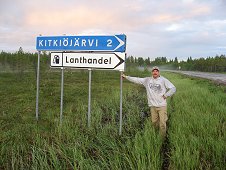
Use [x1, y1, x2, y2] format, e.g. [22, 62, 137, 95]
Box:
[122, 74, 146, 85]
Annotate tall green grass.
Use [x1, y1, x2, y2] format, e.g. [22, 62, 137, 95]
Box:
[0, 70, 162, 169]
[0, 69, 225, 169]
[163, 73, 226, 169]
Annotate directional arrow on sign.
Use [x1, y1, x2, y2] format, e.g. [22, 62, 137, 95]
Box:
[37, 35, 126, 52]
[114, 35, 125, 51]
[114, 53, 125, 69]
[51, 52, 125, 71]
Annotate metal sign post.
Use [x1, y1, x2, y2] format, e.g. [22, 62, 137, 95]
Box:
[60, 67, 64, 124]
[88, 69, 92, 127]
[35, 51, 41, 121]
[119, 71, 123, 135]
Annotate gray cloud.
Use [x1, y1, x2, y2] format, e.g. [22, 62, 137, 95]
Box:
[0, 0, 226, 60]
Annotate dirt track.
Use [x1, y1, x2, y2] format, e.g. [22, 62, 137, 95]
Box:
[166, 70, 226, 85]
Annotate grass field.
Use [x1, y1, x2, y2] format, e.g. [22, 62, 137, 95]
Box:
[0, 68, 225, 169]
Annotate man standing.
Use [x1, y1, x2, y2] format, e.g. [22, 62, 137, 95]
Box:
[122, 66, 176, 137]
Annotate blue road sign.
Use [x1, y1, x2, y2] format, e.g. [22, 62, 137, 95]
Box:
[36, 34, 126, 52]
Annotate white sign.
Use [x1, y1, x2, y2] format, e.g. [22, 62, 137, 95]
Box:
[51, 52, 125, 71]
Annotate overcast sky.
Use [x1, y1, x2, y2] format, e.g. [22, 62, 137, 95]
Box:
[0, 0, 226, 60]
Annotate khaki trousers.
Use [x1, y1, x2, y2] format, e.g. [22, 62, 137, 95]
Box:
[150, 106, 168, 137]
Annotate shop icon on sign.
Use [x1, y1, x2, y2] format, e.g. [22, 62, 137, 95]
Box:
[53, 55, 60, 64]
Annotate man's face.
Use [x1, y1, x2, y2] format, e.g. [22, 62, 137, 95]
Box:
[152, 69, 160, 78]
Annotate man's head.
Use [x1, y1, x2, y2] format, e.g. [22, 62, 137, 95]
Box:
[151, 66, 160, 78]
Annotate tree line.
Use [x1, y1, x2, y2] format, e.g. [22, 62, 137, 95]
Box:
[0, 48, 49, 73]
[126, 55, 226, 72]
[0, 48, 225, 73]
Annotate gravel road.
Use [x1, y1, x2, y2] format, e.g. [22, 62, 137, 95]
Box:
[166, 70, 226, 85]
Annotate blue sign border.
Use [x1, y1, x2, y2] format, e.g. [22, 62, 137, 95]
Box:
[36, 34, 126, 52]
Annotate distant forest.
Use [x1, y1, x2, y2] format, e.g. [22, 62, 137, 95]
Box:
[0, 47, 226, 72]
[126, 55, 226, 72]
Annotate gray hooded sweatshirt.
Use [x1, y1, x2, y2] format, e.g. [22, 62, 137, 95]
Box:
[125, 76, 176, 107]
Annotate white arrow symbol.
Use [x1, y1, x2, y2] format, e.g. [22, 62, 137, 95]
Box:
[114, 35, 125, 51]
